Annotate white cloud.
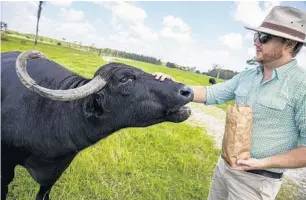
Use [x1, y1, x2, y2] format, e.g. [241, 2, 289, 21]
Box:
[218, 33, 243, 50]
[247, 47, 256, 57]
[233, 1, 281, 28]
[93, 19, 104, 26]
[99, 1, 158, 44]
[160, 16, 193, 42]
[245, 32, 254, 40]
[53, 22, 96, 38]
[110, 34, 149, 51]
[111, 17, 124, 31]
[1, 2, 37, 34]
[48, 1, 73, 7]
[130, 23, 159, 41]
[59, 8, 84, 22]
[163, 16, 190, 32]
[1, 2, 103, 47]
[104, 1, 147, 23]
[160, 27, 193, 42]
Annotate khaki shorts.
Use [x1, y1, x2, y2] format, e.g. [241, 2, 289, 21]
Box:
[207, 157, 283, 200]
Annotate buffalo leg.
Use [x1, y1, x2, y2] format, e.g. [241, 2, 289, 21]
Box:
[30, 154, 76, 200]
[36, 184, 53, 200]
[1, 162, 16, 200]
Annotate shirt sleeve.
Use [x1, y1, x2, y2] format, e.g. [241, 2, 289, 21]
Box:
[205, 72, 241, 105]
[296, 87, 306, 147]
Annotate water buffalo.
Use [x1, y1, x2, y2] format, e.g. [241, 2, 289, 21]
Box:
[1, 50, 194, 200]
[209, 77, 216, 85]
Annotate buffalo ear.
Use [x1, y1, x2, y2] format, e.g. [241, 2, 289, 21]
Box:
[83, 93, 104, 118]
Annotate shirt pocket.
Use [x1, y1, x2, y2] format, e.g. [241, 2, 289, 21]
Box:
[234, 87, 249, 104]
[257, 94, 288, 110]
[257, 79, 292, 111]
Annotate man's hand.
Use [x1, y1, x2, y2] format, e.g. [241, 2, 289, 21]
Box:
[232, 158, 268, 171]
[152, 72, 208, 103]
[153, 72, 176, 82]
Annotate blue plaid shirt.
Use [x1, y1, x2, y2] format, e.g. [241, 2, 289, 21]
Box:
[206, 59, 306, 173]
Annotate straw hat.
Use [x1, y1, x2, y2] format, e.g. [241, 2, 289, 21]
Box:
[245, 6, 306, 46]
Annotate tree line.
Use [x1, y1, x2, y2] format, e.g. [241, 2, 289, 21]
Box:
[101, 48, 162, 65]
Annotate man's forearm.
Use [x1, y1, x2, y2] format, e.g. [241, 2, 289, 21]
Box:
[264, 146, 306, 169]
[191, 86, 207, 103]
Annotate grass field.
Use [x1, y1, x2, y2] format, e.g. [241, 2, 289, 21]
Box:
[1, 34, 295, 200]
[6, 124, 220, 200]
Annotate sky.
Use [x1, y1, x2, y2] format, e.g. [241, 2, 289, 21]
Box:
[1, 0, 306, 73]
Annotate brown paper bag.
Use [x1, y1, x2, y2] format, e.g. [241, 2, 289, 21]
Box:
[221, 104, 253, 167]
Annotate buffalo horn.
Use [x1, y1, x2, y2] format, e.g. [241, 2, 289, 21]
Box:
[15, 50, 106, 101]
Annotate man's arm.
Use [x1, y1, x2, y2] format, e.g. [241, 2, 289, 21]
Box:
[235, 85, 306, 170]
[234, 147, 306, 170]
[152, 72, 242, 105]
[190, 86, 207, 103]
[263, 147, 306, 168]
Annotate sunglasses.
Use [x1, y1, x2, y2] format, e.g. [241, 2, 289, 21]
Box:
[253, 32, 274, 44]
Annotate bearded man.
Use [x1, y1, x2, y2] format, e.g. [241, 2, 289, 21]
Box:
[154, 6, 306, 200]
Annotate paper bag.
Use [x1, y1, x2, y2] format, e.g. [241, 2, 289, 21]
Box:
[221, 104, 253, 167]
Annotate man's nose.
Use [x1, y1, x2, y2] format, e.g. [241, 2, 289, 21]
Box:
[254, 37, 261, 47]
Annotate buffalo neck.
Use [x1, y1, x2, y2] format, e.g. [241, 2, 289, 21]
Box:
[58, 75, 116, 151]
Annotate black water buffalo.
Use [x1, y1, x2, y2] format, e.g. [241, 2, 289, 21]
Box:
[209, 77, 216, 85]
[1, 50, 194, 200]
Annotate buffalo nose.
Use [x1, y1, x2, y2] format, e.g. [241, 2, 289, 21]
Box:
[179, 86, 193, 99]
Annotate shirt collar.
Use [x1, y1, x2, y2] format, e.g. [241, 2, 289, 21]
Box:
[256, 59, 297, 79]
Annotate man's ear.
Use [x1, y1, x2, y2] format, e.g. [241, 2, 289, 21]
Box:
[285, 40, 298, 52]
[83, 93, 104, 118]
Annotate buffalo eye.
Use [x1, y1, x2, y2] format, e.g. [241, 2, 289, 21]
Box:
[119, 76, 133, 84]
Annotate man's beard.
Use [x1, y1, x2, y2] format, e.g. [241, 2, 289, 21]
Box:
[257, 48, 283, 64]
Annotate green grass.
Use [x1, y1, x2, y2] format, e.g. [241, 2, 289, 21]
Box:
[275, 178, 300, 200]
[2, 34, 220, 199]
[7, 123, 219, 200]
[1, 35, 107, 79]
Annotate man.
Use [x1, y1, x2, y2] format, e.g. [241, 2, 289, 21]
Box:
[154, 6, 306, 200]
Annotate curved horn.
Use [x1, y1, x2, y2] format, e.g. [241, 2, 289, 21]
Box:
[15, 50, 106, 101]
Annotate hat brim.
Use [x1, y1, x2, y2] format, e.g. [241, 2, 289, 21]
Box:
[245, 26, 306, 46]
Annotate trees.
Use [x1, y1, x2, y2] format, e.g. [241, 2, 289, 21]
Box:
[1, 21, 8, 31]
[246, 57, 258, 66]
[245, 57, 259, 70]
[100, 48, 162, 65]
[34, 1, 44, 46]
[206, 64, 238, 80]
[165, 62, 176, 68]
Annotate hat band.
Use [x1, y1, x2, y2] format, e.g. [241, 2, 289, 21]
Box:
[261, 22, 305, 40]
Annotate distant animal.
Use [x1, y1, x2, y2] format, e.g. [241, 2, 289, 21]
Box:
[209, 77, 216, 85]
[1, 50, 194, 200]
